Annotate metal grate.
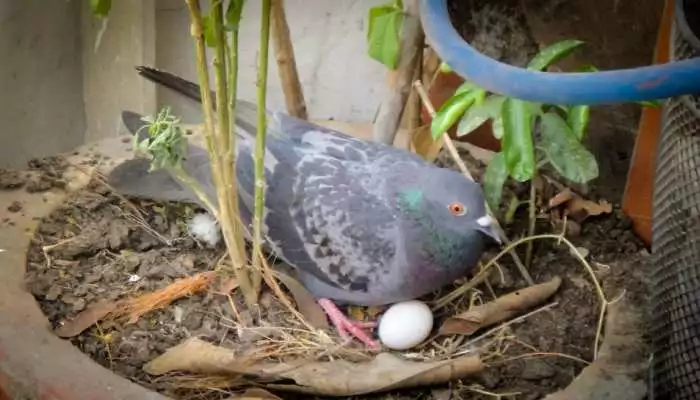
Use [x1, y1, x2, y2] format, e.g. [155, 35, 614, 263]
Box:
[650, 1, 700, 398]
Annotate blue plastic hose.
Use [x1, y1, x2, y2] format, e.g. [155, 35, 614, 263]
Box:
[419, 0, 700, 105]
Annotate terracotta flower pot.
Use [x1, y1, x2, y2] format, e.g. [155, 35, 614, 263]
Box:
[422, 71, 501, 153]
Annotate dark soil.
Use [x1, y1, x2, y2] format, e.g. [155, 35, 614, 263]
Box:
[22, 164, 650, 400]
[683, 0, 700, 42]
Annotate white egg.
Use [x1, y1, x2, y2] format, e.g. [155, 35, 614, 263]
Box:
[378, 300, 434, 350]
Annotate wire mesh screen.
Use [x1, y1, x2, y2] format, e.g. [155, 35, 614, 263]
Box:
[650, 1, 700, 398]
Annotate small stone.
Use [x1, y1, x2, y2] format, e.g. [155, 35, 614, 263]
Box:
[521, 359, 556, 380]
[107, 222, 130, 250]
[45, 284, 62, 301]
[74, 285, 88, 296]
[85, 273, 101, 283]
[183, 312, 203, 331]
[72, 298, 87, 312]
[7, 201, 22, 213]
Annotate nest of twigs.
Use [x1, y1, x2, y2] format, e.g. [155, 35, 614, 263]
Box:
[24, 154, 645, 400]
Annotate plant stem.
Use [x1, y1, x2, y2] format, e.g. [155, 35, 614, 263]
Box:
[252, 0, 273, 296]
[525, 176, 536, 268]
[185, 0, 255, 306]
[271, 0, 307, 119]
[170, 167, 218, 216]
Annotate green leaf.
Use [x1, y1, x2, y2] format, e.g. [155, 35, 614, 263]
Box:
[367, 5, 404, 69]
[454, 81, 478, 96]
[539, 112, 599, 183]
[201, 14, 218, 47]
[456, 95, 504, 136]
[225, 0, 245, 30]
[430, 89, 482, 140]
[483, 152, 508, 211]
[492, 116, 504, 140]
[577, 64, 599, 72]
[89, 0, 111, 18]
[566, 104, 589, 140]
[638, 99, 664, 107]
[527, 39, 585, 71]
[439, 62, 453, 74]
[501, 98, 535, 182]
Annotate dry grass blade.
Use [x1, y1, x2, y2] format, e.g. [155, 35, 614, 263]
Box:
[112, 271, 216, 324]
[55, 272, 216, 337]
[439, 276, 562, 336]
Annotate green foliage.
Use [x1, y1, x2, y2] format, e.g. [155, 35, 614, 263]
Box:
[225, 0, 246, 30]
[89, 0, 111, 18]
[430, 86, 485, 139]
[539, 112, 598, 183]
[202, 0, 246, 48]
[366, 0, 404, 69]
[431, 39, 617, 210]
[133, 107, 188, 172]
[439, 61, 453, 74]
[501, 98, 535, 182]
[526, 40, 584, 71]
[483, 152, 508, 211]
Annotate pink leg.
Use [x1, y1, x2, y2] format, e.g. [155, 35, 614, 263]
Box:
[317, 298, 380, 349]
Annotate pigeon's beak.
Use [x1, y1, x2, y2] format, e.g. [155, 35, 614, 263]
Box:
[476, 215, 501, 244]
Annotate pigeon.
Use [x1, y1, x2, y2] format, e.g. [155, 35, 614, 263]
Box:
[108, 66, 500, 348]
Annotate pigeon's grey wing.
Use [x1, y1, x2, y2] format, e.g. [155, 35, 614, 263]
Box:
[259, 129, 402, 298]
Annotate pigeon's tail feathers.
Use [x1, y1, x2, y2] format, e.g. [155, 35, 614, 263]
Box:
[135, 65, 210, 105]
[121, 110, 150, 142]
[134, 65, 261, 140]
[106, 158, 200, 205]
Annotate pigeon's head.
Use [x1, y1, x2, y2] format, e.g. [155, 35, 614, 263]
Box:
[393, 167, 500, 266]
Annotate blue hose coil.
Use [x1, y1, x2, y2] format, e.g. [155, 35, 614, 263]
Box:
[419, 0, 700, 105]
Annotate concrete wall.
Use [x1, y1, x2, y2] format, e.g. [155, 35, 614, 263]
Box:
[155, 0, 390, 124]
[0, 0, 85, 168]
[0, 0, 390, 168]
[0, 0, 157, 168]
[81, 0, 157, 143]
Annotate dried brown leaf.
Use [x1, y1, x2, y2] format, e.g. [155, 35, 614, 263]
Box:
[565, 197, 613, 222]
[439, 276, 562, 336]
[547, 188, 575, 209]
[237, 388, 283, 400]
[143, 337, 258, 376]
[144, 337, 484, 396]
[410, 125, 445, 162]
[54, 300, 116, 338]
[273, 270, 328, 329]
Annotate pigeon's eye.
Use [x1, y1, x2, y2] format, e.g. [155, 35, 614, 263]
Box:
[448, 202, 467, 216]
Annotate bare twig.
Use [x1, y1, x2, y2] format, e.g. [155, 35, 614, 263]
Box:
[252, 0, 273, 298]
[412, 79, 534, 285]
[271, 0, 307, 119]
[185, 0, 254, 305]
[372, 0, 424, 145]
[525, 177, 537, 268]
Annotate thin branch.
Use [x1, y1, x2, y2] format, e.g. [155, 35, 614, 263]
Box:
[525, 177, 536, 268]
[271, 0, 307, 119]
[252, 0, 273, 297]
[372, 0, 424, 145]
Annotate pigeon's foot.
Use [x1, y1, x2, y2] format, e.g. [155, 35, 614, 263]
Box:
[317, 298, 380, 349]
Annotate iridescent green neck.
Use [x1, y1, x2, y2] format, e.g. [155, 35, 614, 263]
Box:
[398, 189, 463, 267]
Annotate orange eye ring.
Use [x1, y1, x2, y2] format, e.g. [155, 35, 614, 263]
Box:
[448, 202, 467, 216]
